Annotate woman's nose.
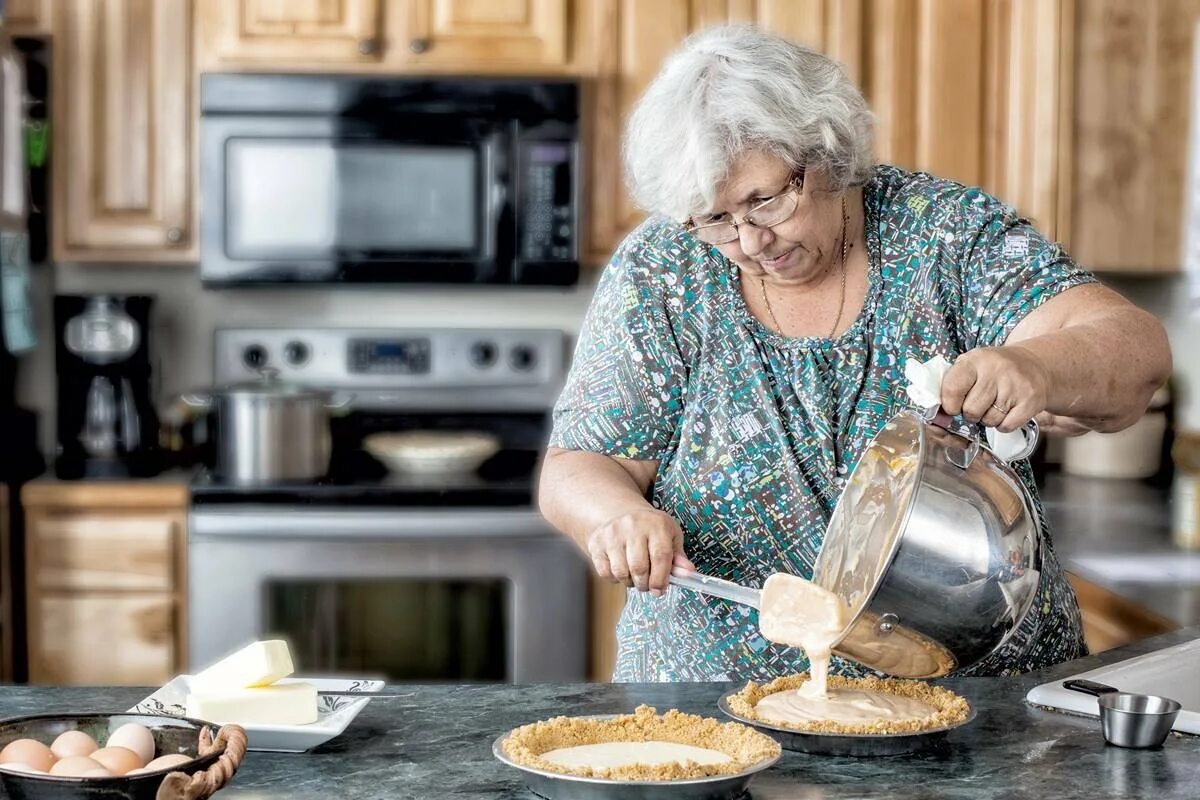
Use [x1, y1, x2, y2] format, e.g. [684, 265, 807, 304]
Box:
[737, 223, 773, 257]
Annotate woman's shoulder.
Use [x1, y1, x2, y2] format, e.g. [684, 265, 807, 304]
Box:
[870, 164, 1013, 233]
[601, 215, 728, 302]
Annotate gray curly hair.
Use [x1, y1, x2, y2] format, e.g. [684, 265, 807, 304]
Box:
[622, 24, 875, 221]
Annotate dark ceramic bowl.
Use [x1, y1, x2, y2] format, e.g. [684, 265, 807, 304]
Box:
[0, 713, 226, 800]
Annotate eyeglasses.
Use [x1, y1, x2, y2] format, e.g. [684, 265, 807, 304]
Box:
[685, 169, 805, 245]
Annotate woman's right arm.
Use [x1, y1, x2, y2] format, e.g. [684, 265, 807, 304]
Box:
[538, 447, 694, 597]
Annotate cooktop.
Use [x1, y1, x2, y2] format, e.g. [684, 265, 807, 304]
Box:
[189, 448, 539, 508]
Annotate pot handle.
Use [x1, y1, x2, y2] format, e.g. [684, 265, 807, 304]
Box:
[919, 404, 1040, 466]
[180, 393, 212, 409]
[326, 392, 355, 412]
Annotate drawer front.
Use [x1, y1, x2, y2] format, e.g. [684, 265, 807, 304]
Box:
[31, 594, 176, 685]
[34, 514, 178, 591]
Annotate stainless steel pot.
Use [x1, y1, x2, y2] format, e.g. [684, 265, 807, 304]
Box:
[184, 369, 349, 485]
[812, 409, 1043, 678]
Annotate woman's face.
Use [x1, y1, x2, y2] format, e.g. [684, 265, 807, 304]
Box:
[701, 151, 844, 287]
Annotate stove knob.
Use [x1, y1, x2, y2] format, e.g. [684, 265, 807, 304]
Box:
[242, 344, 269, 369]
[284, 340, 311, 366]
[510, 344, 537, 371]
[470, 341, 498, 368]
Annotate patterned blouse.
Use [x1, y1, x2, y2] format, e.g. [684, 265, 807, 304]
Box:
[550, 165, 1092, 682]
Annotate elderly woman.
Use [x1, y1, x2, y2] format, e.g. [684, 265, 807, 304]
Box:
[539, 26, 1171, 682]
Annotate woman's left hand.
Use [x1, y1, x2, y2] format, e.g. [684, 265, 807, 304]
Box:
[940, 346, 1051, 433]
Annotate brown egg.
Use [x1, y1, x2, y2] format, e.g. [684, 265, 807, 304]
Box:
[142, 753, 193, 772]
[0, 738, 55, 772]
[105, 723, 155, 765]
[50, 730, 98, 760]
[49, 755, 110, 778]
[89, 746, 142, 776]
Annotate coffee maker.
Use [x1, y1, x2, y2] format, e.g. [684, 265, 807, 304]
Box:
[54, 295, 161, 478]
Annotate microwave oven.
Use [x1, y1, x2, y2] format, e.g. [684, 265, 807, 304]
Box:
[199, 74, 580, 286]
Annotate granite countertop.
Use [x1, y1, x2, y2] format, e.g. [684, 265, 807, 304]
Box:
[1040, 473, 1200, 626]
[1, 630, 1197, 799]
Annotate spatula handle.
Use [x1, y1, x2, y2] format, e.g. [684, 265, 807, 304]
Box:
[669, 567, 762, 610]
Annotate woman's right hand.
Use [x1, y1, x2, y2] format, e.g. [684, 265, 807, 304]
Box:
[586, 508, 696, 597]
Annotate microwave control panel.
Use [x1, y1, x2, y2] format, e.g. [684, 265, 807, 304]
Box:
[519, 141, 575, 262]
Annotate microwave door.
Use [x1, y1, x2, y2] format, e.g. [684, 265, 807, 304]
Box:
[205, 127, 503, 284]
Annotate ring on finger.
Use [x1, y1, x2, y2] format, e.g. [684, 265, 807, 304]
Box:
[990, 402, 1010, 415]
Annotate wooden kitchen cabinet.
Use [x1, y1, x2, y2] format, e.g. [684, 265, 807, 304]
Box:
[3, 0, 54, 36]
[23, 479, 189, 686]
[1064, 0, 1200, 273]
[196, 0, 577, 73]
[195, 0, 393, 68]
[53, 0, 196, 263]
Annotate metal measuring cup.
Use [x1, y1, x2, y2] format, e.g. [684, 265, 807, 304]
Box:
[1064, 679, 1182, 748]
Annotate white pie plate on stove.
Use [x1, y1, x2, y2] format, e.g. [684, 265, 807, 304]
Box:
[130, 675, 385, 753]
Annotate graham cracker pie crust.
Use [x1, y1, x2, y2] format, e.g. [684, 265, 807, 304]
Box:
[501, 704, 781, 781]
[727, 674, 971, 735]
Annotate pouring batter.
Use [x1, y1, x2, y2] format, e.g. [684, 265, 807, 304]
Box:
[755, 572, 938, 726]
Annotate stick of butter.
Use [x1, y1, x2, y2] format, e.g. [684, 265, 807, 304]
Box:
[191, 640, 295, 692]
[186, 682, 319, 726]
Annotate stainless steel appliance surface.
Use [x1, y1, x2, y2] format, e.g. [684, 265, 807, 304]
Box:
[188, 327, 587, 683]
[200, 74, 580, 287]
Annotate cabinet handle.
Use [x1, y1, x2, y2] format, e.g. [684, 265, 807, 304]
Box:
[166, 227, 184, 245]
[409, 38, 430, 54]
[357, 38, 377, 56]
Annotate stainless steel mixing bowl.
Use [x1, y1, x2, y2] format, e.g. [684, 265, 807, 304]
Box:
[813, 410, 1044, 678]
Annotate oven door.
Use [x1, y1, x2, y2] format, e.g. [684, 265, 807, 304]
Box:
[200, 115, 509, 285]
[187, 507, 588, 683]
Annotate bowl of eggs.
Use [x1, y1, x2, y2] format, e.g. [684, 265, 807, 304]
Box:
[0, 713, 246, 799]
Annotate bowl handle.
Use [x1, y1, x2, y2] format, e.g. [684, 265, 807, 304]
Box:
[155, 724, 248, 800]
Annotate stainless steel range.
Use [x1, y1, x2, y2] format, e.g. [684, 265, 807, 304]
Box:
[188, 327, 587, 683]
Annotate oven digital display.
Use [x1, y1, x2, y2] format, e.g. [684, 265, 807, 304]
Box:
[349, 337, 431, 374]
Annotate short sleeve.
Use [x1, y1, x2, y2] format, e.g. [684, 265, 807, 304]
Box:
[955, 188, 1097, 350]
[548, 222, 689, 461]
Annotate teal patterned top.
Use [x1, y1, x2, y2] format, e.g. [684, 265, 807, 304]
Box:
[550, 165, 1092, 681]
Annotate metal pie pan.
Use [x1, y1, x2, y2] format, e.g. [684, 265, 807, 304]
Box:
[492, 721, 780, 800]
[717, 691, 977, 757]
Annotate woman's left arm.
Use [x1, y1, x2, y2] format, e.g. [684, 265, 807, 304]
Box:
[940, 283, 1172, 435]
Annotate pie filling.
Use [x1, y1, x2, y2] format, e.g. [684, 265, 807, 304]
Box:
[541, 741, 733, 769]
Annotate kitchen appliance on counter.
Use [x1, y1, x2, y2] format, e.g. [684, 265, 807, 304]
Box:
[200, 74, 580, 287]
[188, 327, 587, 683]
[53, 295, 161, 479]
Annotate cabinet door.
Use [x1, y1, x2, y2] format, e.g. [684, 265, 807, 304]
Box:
[3, 0, 54, 36]
[53, 0, 194, 262]
[1066, 0, 1199, 272]
[403, 0, 569, 71]
[33, 514, 177, 592]
[586, 0, 856, 264]
[30, 594, 176, 685]
[195, 0, 389, 69]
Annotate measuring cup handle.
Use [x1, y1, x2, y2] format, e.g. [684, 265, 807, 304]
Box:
[1063, 679, 1120, 697]
[668, 567, 762, 610]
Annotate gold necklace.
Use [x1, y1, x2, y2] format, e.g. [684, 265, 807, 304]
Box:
[761, 195, 849, 338]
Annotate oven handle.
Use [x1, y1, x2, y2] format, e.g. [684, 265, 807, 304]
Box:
[189, 508, 558, 540]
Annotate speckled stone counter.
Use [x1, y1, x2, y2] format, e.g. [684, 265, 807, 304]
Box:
[0, 629, 1196, 800]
